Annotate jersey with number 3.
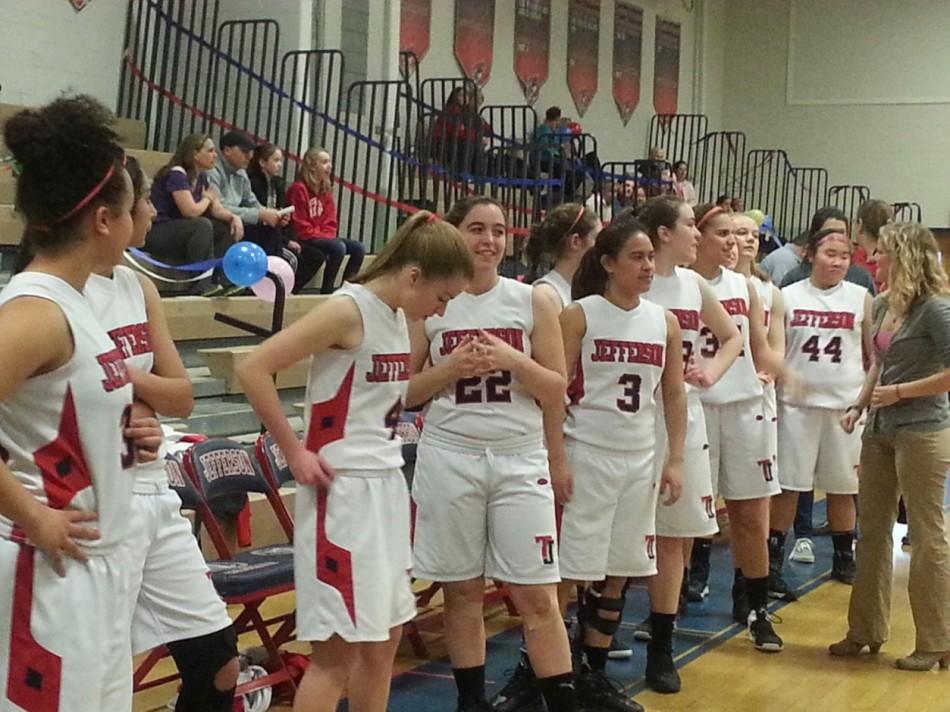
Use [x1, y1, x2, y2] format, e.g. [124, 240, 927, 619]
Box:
[781, 279, 865, 409]
[565, 296, 667, 451]
[424, 277, 541, 445]
[304, 283, 410, 471]
[697, 268, 762, 404]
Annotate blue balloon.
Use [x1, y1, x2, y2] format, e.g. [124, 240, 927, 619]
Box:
[222, 241, 267, 287]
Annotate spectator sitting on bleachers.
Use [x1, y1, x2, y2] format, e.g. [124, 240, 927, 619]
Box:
[531, 105, 576, 202]
[430, 85, 490, 176]
[285, 147, 365, 294]
[612, 178, 646, 215]
[207, 131, 290, 258]
[638, 146, 673, 196]
[673, 160, 698, 206]
[146, 133, 241, 295]
[248, 142, 304, 274]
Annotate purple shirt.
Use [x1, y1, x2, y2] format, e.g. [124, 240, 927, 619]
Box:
[150, 167, 208, 223]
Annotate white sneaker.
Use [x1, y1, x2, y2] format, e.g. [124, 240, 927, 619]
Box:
[789, 537, 815, 564]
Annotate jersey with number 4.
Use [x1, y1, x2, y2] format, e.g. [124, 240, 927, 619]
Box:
[304, 283, 410, 471]
[424, 277, 542, 445]
[566, 296, 667, 451]
[781, 279, 865, 409]
[697, 268, 762, 404]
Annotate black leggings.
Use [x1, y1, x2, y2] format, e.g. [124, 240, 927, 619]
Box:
[144, 217, 233, 286]
[295, 237, 366, 294]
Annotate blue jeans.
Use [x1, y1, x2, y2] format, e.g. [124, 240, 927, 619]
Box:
[296, 238, 366, 294]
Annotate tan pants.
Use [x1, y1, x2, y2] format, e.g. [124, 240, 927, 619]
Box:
[846, 428, 950, 652]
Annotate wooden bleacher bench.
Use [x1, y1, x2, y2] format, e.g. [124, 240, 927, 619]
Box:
[163, 293, 328, 341]
[198, 344, 309, 394]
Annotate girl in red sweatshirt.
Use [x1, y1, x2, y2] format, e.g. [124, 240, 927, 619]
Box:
[286, 148, 366, 293]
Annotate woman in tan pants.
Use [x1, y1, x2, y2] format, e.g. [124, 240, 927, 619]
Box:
[830, 223, 950, 671]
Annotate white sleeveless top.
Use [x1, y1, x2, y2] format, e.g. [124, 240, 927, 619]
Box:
[697, 268, 762, 404]
[424, 277, 542, 448]
[645, 267, 703, 373]
[565, 296, 667, 451]
[0, 273, 134, 551]
[781, 279, 866, 409]
[85, 266, 170, 492]
[534, 269, 572, 310]
[304, 283, 410, 472]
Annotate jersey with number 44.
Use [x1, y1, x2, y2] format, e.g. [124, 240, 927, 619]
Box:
[304, 283, 410, 471]
[565, 296, 667, 451]
[781, 279, 866, 409]
[424, 277, 542, 445]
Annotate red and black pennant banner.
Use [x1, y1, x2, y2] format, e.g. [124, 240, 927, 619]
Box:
[455, 0, 495, 87]
[69, 0, 91, 10]
[567, 0, 600, 117]
[653, 17, 681, 115]
[514, 0, 551, 106]
[400, 0, 432, 70]
[612, 2, 643, 125]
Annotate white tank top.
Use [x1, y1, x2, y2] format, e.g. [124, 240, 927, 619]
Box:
[0, 273, 134, 551]
[304, 283, 410, 472]
[85, 266, 170, 492]
[565, 296, 667, 451]
[424, 277, 542, 447]
[781, 279, 866, 409]
[697, 268, 762, 404]
[534, 269, 572, 310]
[645, 267, 703, 370]
[751, 275, 773, 328]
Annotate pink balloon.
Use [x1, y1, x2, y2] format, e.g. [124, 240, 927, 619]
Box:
[251, 256, 296, 302]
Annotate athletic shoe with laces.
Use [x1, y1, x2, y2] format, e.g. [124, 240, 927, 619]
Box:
[608, 634, 633, 659]
[489, 658, 542, 712]
[576, 668, 644, 712]
[831, 551, 856, 585]
[789, 537, 816, 564]
[748, 608, 784, 652]
[768, 569, 798, 601]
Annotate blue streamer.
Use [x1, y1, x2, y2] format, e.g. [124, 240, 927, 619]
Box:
[128, 247, 222, 272]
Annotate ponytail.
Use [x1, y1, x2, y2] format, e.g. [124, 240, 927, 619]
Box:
[572, 218, 648, 300]
[523, 202, 599, 284]
[352, 210, 473, 284]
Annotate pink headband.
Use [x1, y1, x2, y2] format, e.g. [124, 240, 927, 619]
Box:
[815, 231, 849, 248]
[696, 205, 726, 230]
[565, 206, 586, 237]
[33, 154, 125, 232]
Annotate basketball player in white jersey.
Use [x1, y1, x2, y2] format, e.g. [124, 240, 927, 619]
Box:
[556, 218, 685, 711]
[690, 202, 785, 652]
[525, 203, 602, 311]
[84, 156, 239, 711]
[634, 196, 743, 692]
[409, 197, 580, 712]
[494, 202, 601, 710]
[0, 96, 142, 711]
[771, 227, 872, 588]
[733, 214, 796, 601]
[238, 211, 472, 712]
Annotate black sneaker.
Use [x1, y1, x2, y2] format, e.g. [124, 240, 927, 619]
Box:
[608, 633, 633, 660]
[687, 540, 711, 601]
[576, 669, 644, 712]
[748, 608, 784, 653]
[832, 552, 856, 585]
[645, 645, 681, 694]
[632, 616, 652, 642]
[768, 569, 798, 601]
[732, 575, 750, 625]
[489, 658, 542, 712]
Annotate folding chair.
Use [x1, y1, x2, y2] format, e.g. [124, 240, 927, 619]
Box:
[182, 438, 297, 699]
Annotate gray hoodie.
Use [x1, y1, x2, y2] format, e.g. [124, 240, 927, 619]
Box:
[206, 156, 261, 225]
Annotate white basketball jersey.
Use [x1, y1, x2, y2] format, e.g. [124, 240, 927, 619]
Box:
[304, 283, 410, 471]
[424, 277, 542, 446]
[565, 296, 667, 451]
[645, 267, 703, 371]
[751, 275, 773, 328]
[697, 268, 762, 404]
[0, 273, 134, 551]
[781, 279, 866, 409]
[85, 266, 169, 492]
[534, 269, 572, 310]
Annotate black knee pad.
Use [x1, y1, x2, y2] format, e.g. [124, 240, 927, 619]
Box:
[580, 588, 625, 637]
[167, 625, 239, 712]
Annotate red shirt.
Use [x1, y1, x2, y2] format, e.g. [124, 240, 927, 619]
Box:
[286, 180, 338, 240]
[852, 246, 883, 290]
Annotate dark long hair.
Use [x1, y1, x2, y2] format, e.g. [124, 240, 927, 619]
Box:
[523, 203, 599, 283]
[636, 195, 684, 245]
[443, 195, 507, 228]
[572, 218, 648, 300]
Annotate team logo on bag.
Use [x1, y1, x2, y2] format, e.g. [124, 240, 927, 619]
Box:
[702, 495, 715, 519]
[535, 535, 556, 565]
[645, 535, 656, 560]
[758, 458, 774, 482]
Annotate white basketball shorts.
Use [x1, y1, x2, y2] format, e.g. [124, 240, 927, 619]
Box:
[777, 402, 862, 495]
[703, 397, 780, 501]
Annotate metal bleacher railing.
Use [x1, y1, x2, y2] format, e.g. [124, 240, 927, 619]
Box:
[117, 0, 922, 258]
